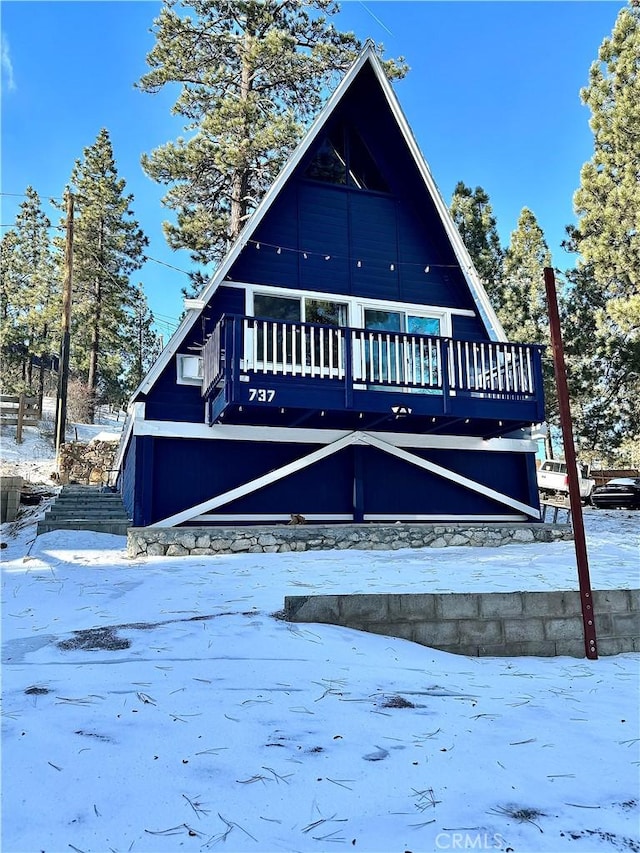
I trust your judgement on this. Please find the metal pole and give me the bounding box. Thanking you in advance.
[55,191,74,462]
[544,267,598,660]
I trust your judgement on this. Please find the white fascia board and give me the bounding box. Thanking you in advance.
[112,413,134,476]
[367,59,507,343]
[133,419,537,453]
[112,401,145,475]
[134,309,202,397]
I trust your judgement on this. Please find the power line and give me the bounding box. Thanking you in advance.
[0,223,64,230]
[143,254,199,276]
[1,191,64,200]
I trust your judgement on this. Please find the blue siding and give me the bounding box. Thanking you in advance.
[298,186,350,292]
[363,449,529,515]
[225,61,489,320]
[120,432,136,519]
[142,286,245,422]
[137,435,538,525]
[350,193,399,300]
[452,314,488,341]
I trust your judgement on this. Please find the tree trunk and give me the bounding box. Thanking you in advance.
[36,323,48,416]
[87,224,104,423]
[229,34,253,240]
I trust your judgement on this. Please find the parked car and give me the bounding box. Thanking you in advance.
[590,477,640,510]
[537,459,595,503]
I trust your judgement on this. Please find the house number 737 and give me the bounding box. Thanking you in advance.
[249,388,276,402]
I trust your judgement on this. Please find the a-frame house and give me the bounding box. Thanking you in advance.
[116,45,545,528]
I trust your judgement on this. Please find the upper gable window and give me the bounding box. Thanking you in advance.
[305,124,389,193]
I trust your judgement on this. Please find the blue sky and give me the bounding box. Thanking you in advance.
[1,1,623,339]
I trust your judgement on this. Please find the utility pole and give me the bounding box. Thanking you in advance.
[55,191,74,463]
[544,267,598,660]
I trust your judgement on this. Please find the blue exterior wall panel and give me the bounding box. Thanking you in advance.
[138,435,537,526]
[120,433,136,520]
[142,286,245,423]
[452,314,488,341]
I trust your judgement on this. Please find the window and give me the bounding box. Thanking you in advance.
[361,308,442,387]
[305,123,389,193]
[254,293,301,322]
[306,300,347,327]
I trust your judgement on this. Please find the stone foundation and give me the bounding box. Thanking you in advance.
[127,521,573,558]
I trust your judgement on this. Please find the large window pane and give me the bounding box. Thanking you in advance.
[254,294,301,322]
[364,309,402,332]
[305,300,347,374]
[305,300,347,326]
[407,315,440,336]
[253,295,301,367]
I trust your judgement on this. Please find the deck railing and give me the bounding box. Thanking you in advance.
[202,315,541,401]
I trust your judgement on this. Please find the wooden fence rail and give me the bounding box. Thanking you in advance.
[0,394,40,443]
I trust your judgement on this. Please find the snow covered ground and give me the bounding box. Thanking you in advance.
[1,418,639,853]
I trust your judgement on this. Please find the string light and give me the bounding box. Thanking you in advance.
[245,239,456,273]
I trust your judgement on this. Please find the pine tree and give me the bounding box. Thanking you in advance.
[123,285,162,395]
[560,263,631,462]
[137,0,406,285]
[569,2,640,453]
[501,208,557,453]
[0,187,60,406]
[450,181,504,306]
[64,129,148,420]
[501,208,552,344]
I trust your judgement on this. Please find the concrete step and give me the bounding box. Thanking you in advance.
[37,519,131,536]
[45,511,130,520]
[37,485,131,536]
[53,495,126,504]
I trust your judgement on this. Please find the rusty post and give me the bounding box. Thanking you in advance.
[544,267,597,659]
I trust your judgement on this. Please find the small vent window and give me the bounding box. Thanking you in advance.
[177,354,203,385]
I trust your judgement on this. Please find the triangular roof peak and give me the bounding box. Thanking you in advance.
[137,45,505,397]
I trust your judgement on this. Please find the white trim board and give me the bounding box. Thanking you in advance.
[192,514,355,523]
[134,44,505,400]
[133,419,537,453]
[154,430,539,527]
[191,513,526,524]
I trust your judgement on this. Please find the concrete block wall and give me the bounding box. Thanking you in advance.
[284,589,640,657]
[1,476,23,523]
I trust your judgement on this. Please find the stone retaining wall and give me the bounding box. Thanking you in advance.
[127,521,573,558]
[58,439,119,485]
[284,589,640,657]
